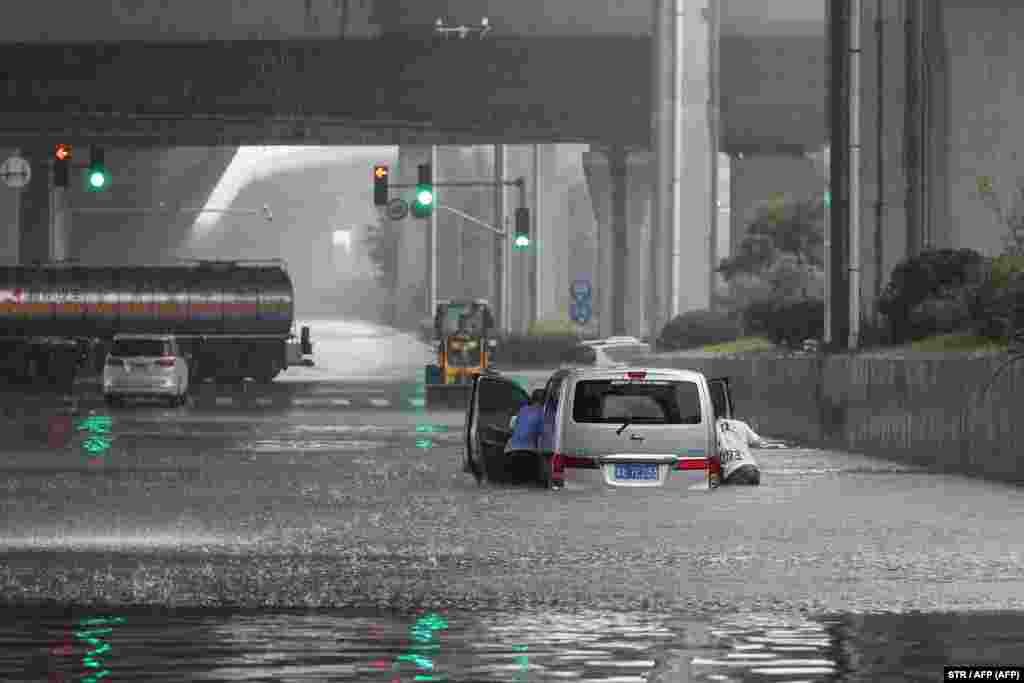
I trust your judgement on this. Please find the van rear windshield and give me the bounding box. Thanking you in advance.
[572,380,702,424]
[111,339,166,357]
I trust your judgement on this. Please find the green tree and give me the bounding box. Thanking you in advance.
[975,174,1024,256]
[716,198,825,308]
[362,220,399,292]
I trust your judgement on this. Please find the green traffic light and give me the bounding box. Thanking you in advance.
[514,234,530,249]
[412,184,435,218]
[87,167,109,191]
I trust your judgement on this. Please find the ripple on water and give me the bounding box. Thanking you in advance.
[695,613,839,682]
[230,439,384,453]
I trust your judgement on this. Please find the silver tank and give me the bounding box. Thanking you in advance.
[0,262,294,339]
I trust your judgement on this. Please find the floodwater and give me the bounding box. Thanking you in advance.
[2,319,1024,681]
[11,607,1024,682]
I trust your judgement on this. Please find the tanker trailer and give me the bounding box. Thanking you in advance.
[0,260,314,385]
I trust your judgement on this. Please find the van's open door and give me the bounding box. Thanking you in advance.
[465,374,530,480]
[708,377,733,420]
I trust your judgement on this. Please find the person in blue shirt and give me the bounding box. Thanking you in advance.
[507,389,546,452]
[508,388,566,489]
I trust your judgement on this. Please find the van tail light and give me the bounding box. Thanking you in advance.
[677,456,713,472]
[551,453,566,483]
[156,356,176,368]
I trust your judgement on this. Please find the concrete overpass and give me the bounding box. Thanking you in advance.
[0,1,1019,343]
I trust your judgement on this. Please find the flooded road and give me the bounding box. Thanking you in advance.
[1,320,1023,680]
[11,607,1024,681]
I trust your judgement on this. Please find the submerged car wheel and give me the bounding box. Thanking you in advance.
[483,451,505,483]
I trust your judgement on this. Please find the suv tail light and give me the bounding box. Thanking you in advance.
[156,356,176,368]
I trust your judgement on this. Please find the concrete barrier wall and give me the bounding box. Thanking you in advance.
[640,353,1024,483]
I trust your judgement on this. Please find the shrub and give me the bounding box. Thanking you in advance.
[878,248,986,343]
[967,257,1024,341]
[991,254,1024,290]
[858,315,894,348]
[743,299,824,348]
[527,318,581,338]
[740,300,778,338]
[492,334,580,367]
[657,309,742,351]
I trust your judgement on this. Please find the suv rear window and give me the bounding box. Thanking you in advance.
[111,339,167,357]
[572,379,702,424]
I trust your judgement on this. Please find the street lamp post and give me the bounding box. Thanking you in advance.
[68,204,273,222]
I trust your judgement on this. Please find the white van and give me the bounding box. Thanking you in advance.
[464,365,734,490]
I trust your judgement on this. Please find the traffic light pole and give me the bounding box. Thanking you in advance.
[388,179,525,192]
[66,205,274,221]
[428,146,438,326]
[434,205,505,237]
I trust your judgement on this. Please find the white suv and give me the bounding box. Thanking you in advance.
[102,334,190,407]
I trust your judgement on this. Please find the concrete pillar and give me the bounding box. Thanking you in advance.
[0,148,19,265]
[17,150,69,265]
[625,151,654,336]
[534,145,565,325]
[502,144,536,337]
[583,146,654,339]
[674,0,715,318]
[856,0,909,319]
[609,147,627,336]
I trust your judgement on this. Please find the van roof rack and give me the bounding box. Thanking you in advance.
[180,259,287,270]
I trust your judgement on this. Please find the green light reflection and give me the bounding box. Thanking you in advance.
[74,615,123,683]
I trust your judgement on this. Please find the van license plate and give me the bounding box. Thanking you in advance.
[614,463,658,481]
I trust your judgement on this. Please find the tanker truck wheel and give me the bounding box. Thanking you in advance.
[254,367,280,384]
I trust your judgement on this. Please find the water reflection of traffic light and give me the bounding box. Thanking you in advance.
[74,615,126,682]
[76,413,114,465]
[391,612,449,681]
[513,644,529,681]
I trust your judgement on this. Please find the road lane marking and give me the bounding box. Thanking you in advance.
[408,398,425,407]
[369,398,390,407]
[328,399,351,406]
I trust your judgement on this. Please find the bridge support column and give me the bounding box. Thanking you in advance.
[583,146,653,339]
[16,149,69,265]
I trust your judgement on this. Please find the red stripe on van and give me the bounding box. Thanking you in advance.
[676,457,708,471]
[561,455,599,469]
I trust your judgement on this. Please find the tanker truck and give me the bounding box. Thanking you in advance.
[0,260,314,386]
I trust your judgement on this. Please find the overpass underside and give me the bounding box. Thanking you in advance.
[0,23,830,339]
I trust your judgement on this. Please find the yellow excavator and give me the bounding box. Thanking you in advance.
[425,299,497,409]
